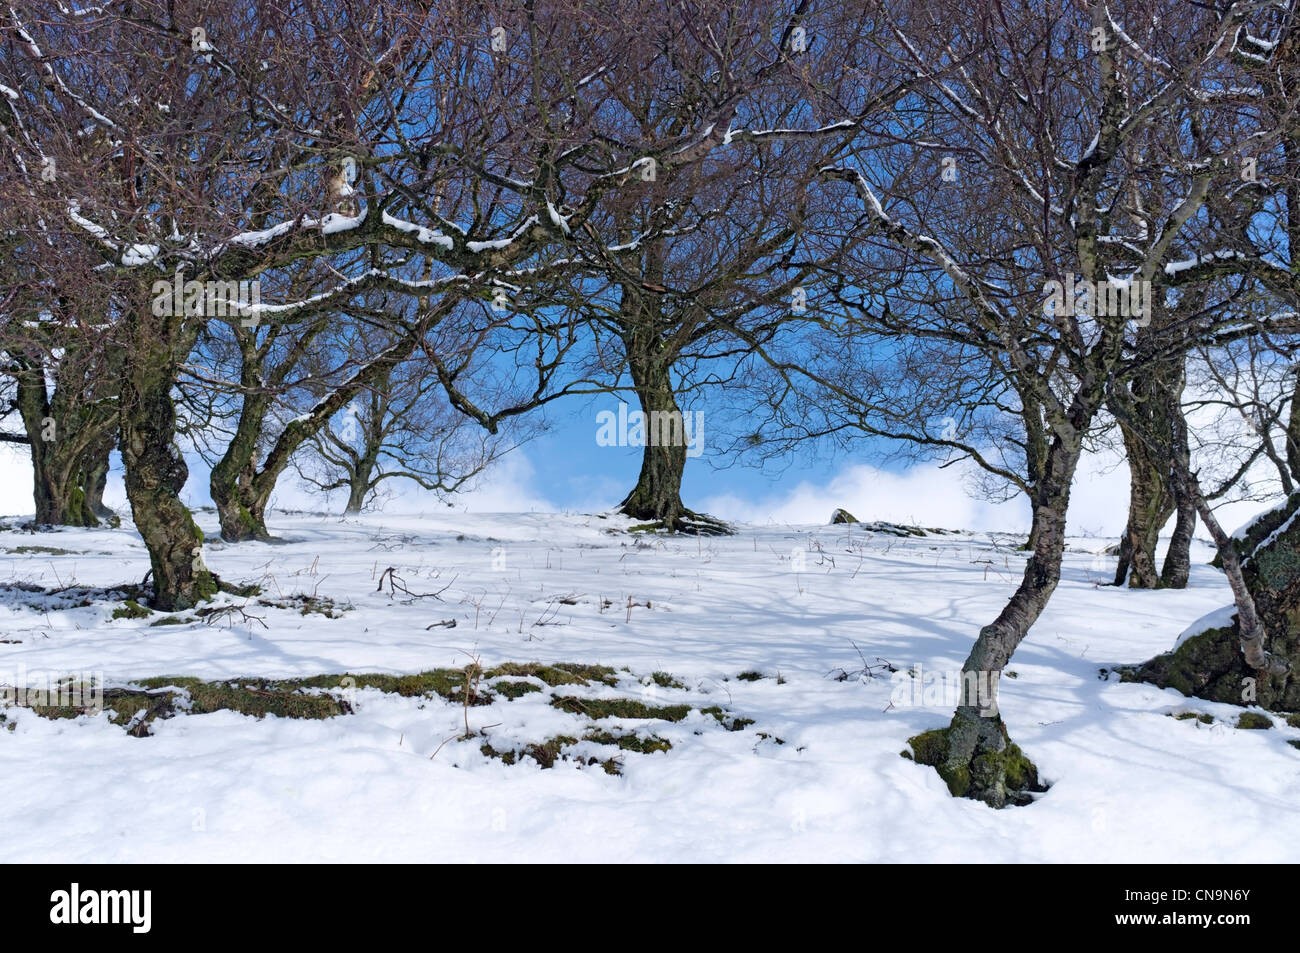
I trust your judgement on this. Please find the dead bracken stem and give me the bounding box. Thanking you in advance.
[462,656,483,738]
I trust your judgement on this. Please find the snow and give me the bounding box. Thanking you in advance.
[1232,493,1296,541]
[319,211,365,235]
[1172,605,1238,651]
[1,511,1295,862]
[66,201,111,242]
[545,202,571,236]
[468,216,538,254]
[121,243,161,266]
[381,211,453,249]
[222,220,297,249]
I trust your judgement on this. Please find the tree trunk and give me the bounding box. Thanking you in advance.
[343,446,378,515]
[618,359,688,523]
[907,433,1080,807]
[615,333,726,535]
[211,391,275,542]
[15,362,109,528]
[1113,419,1174,588]
[82,432,119,526]
[1159,484,1195,589]
[118,305,216,611]
[216,328,420,538]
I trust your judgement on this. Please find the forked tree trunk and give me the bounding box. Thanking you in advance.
[342,444,380,514]
[907,433,1080,807]
[118,304,216,611]
[211,390,275,542]
[214,329,419,539]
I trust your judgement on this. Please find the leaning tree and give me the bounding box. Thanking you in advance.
[796,0,1284,806]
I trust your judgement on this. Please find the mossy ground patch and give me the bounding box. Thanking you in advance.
[6,665,756,775]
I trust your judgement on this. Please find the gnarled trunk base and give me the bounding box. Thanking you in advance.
[906,710,1047,808]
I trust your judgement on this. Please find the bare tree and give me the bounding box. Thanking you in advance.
[293,346,501,515]
[774,0,1285,805]
[0,0,646,607]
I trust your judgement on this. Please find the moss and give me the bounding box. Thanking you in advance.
[650,671,685,689]
[111,600,152,620]
[149,616,192,627]
[9,545,76,555]
[700,705,755,731]
[906,721,1045,807]
[1287,713,1300,729]
[1170,711,1214,723]
[280,669,492,705]
[906,728,950,769]
[1121,622,1255,705]
[1289,740,1300,751]
[485,662,618,687]
[21,677,356,737]
[480,743,517,765]
[985,741,1038,792]
[129,678,348,720]
[551,696,690,721]
[1236,711,1273,730]
[582,729,672,754]
[492,680,543,700]
[481,736,579,769]
[735,671,764,682]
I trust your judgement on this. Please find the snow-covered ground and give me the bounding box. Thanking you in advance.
[0,510,1294,862]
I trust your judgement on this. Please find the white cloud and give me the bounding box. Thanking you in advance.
[697,448,1279,539]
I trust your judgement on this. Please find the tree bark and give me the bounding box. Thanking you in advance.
[615,323,726,535]
[343,466,372,514]
[908,432,1080,807]
[14,360,115,528]
[618,356,688,522]
[1113,419,1175,588]
[1158,385,1195,589]
[81,430,118,526]
[118,303,216,611]
[210,392,275,542]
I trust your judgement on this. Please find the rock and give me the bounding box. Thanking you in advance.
[1126,490,1300,711]
[830,508,858,524]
